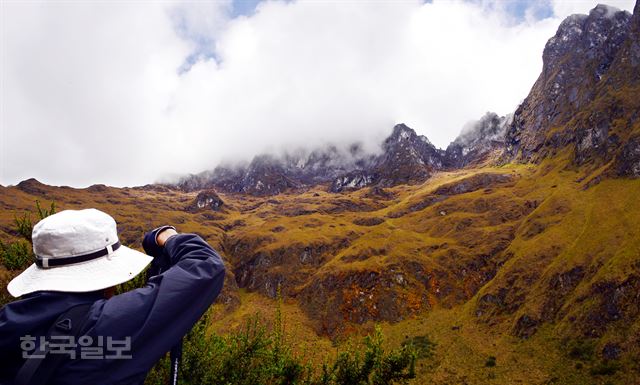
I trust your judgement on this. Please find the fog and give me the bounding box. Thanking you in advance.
[1,0,636,187]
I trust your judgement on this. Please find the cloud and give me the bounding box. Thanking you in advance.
[549,0,635,18]
[1,0,636,187]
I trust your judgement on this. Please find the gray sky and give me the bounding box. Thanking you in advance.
[1,0,636,187]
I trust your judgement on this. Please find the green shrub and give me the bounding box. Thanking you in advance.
[485,356,496,367]
[14,213,33,243]
[13,200,56,243]
[589,360,620,376]
[0,240,32,270]
[144,312,417,385]
[0,200,57,271]
[322,327,416,385]
[568,339,595,361]
[402,336,435,359]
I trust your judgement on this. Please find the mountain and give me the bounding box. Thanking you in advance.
[444,112,512,168]
[175,144,378,195]
[503,3,640,176]
[2,3,640,385]
[174,116,514,195]
[331,123,448,192]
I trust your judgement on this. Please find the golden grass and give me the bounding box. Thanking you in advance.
[1,159,640,384]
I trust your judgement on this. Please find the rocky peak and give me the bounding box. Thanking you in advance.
[175,165,246,193]
[541,4,630,100]
[387,124,429,144]
[382,124,441,166]
[280,145,377,185]
[374,124,443,187]
[175,115,515,195]
[241,155,300,196]
[503,3,633,163]
[544,5,630,76]
[445,112,511,168]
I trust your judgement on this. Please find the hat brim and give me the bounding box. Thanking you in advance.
[7,245,153,297]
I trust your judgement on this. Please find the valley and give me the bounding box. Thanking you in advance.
[2,2,640,384]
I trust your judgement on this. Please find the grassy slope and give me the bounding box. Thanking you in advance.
[1,160,639,384]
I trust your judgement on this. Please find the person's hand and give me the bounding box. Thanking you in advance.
[142,225,177,258]
[156,228,178,247]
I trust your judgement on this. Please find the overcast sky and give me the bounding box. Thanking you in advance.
[1,0,636,187]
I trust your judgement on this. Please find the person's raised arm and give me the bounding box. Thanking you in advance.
[81,228,225,383]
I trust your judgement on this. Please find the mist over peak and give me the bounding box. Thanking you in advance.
[171,111,518,195]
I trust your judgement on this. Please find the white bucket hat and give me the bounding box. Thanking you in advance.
[7,208,153,297]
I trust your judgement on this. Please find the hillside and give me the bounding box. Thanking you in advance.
[2,2,640,384]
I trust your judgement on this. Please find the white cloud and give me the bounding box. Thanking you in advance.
[1,0,636,187]
[550,0,635,18]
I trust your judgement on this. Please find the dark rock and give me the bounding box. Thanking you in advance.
[574,112,613,165]
[602,343,622,360]
[407,195,445,213]
[374,124,444,186]
[330,170,377,192]
[134,184,175,193]
[364,186,395,200]
[240,155,301,196]
[614,135,640,177]
[352,217,384,226]
[433,173,514,196]
[230,237,353,298]
[513,314,539,339]
[579,275,640,337]
[321,198,384,214]
[503,5,632,163]
[187,189,224,212]
[86,184,108,193]
[542,266,585,321]
[444,112,511,168]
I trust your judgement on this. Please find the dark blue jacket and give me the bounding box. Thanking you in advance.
[0,233,226,385]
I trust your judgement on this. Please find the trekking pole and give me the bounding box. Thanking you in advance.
[169,343,182,385]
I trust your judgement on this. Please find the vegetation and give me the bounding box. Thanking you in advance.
[0,240,31,271]
[1,161,639,384]
[0,200,56,271]
[589,360,620,376]
[145,301,417,385]
[401,336,435,360]
[568,339,596,361]
[0,200,417,384]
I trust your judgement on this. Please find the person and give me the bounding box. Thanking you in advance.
[0,208,226,385]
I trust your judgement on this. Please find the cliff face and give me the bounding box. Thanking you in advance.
[503,4,640,177]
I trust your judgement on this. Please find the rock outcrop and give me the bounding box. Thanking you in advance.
[444,112,511,168]
[187,189,224,212]
[503,3,640,176]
